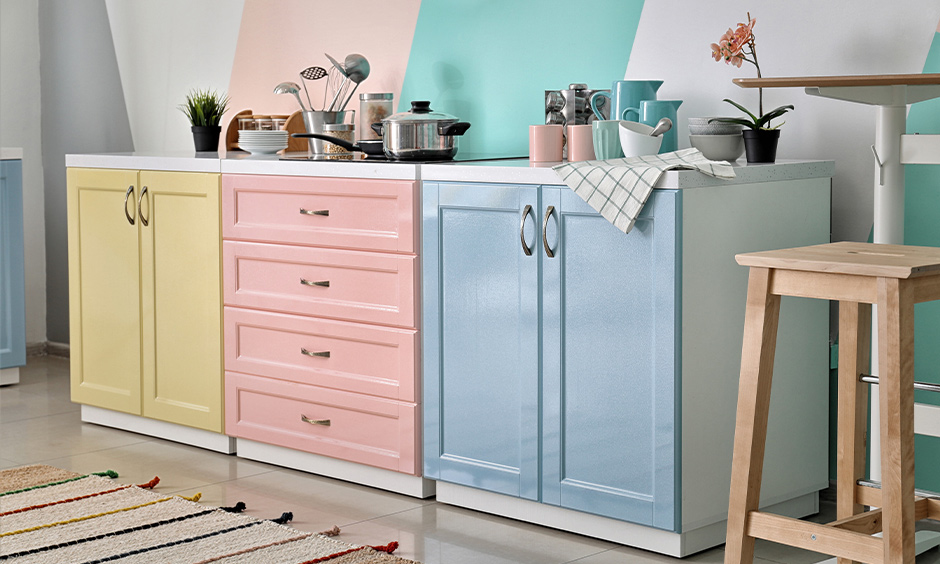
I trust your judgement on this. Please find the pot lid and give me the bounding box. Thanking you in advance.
[384,101,458,124]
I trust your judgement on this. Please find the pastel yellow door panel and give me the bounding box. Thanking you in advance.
[67,168,142,414]
[139,171,222,432]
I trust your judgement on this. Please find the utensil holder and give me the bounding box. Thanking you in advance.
[302,110,355,154]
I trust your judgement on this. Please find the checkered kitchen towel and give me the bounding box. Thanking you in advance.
[552,148,736,233]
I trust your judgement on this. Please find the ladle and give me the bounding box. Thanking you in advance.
[337,54,371,111]
[273,82,308,112]
[649,117,673,137]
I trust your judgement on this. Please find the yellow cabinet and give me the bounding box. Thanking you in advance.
[68,168,223,432]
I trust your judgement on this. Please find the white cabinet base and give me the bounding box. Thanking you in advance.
[81,405,235,453]
[436,482,819,558]
[0,367,20,386]
[235,438,435,499]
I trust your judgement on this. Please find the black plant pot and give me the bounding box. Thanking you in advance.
[191,125,222,152]
[742,129,780,163]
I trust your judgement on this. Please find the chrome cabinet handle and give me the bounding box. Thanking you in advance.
[124,185,136,225]
[301,415,331,426]
[542,205,555,258]
[300,347,330,358]
[137,186,149,227]
[300,278,330,287]
[300,208,329,216]
[520,204,533,256]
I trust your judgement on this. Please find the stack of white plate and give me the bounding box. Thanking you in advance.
[238,130,289,154]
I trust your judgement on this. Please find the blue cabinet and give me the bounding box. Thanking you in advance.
[423,181,679,528]
[0,157,26,377]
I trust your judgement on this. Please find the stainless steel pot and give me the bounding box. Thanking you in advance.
[371,101,471,161]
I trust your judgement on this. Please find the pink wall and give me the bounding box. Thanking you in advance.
[226,0,422,134]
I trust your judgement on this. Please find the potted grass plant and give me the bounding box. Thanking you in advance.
[709,14,793,163]
[179,88,230,152]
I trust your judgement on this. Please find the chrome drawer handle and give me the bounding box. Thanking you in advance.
[300,348,330,358]
[124,185,136,225]
[301,415,331,426]
[137,186,149,227]
[542,205,555,258]
[300,278,330,287]
[520,204,533,256]
[300,208,329,216]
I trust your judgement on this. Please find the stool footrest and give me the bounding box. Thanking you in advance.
[747,511,883,562]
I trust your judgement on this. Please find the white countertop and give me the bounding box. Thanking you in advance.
[1,147,23,160]
[64,151,834,187]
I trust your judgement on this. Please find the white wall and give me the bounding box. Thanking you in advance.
[104,0,244,152]
[628,0,940,242]
[1,0,46,344]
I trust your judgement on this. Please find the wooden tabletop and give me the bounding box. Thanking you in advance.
[733,73,940,89]
[736,241,940,279]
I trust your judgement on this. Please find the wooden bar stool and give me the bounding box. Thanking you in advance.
[724,241,940,564]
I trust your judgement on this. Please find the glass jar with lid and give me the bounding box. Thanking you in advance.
[359,93,393,141]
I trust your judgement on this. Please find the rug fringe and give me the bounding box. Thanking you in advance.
[137,476,160,489]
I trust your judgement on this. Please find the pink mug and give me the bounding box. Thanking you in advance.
[566,124,595,162]
[529,125,564,162]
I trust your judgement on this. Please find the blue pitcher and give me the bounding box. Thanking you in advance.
[590,80,664,122]
[625,99,683,153]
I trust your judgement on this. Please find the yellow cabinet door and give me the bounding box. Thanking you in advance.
[67,168,142,414]
[139,171,223,432]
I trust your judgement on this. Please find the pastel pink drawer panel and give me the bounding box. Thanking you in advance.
[223,240,416,328]
[225,372,419,474]
[224,307,417,402]
[222,174,416,253]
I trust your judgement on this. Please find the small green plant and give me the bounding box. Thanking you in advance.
[179,89,230,127]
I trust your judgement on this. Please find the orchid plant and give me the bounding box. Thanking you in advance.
[709,14,793,130]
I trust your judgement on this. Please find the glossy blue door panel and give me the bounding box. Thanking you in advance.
[423,182,541,500]
[541,187,679,530]
[0,159,26,370]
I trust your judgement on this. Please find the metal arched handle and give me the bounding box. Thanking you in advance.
[520,204,533,256]
[301,414,331,426]
[137,186,149,227]
[542,205,555,258]
[124,185,136,225]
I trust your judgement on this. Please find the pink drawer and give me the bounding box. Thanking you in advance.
[225,372,419,474]
[222,174,416,253]
[224,307,417,402]
[223,240,416,328]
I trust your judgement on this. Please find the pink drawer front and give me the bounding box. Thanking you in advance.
[222,174,416,253]
[224,307,417,402]
[225,371,419,475]
[223,240,416,328]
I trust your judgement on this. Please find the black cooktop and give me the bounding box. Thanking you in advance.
[279,152,526,164]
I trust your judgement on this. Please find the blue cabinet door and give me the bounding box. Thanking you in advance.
[423,182,541,500]
[540,186,679,530]
[0,159,26,370]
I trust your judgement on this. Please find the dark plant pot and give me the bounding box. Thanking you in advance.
[191,125,221,152]
[742,129,780,163]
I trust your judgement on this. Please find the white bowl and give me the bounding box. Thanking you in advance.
[618,121,662,158]
[689,134,744,162]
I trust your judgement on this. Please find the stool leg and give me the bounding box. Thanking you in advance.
[877,277,915,564]
[725,267,781,564]
[837,301,872,564]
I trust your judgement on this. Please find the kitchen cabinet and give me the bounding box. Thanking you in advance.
[0,152,25,385]
[67,168,225,437]
[221,173,431,497]
[422,170,832,555]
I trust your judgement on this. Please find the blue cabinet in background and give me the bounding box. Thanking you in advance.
[0,156,26,383]
[422,181,679,529]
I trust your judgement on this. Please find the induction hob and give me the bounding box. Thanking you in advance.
[279,152,526,164]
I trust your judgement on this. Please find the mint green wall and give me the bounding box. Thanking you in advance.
[399,0,645,155]
[904,31,940,493]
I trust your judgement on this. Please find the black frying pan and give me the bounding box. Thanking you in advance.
[290,133,385,156]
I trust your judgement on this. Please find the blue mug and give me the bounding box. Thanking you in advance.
[592,120,624,160]
[624,100,683,153]
[590,80,664,122]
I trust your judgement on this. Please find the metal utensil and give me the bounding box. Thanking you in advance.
[274,82,308,112]
[649,117,673,137]
[337,54,370,111]
[300,66,327,110]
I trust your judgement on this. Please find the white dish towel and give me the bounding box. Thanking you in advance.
[552,148,736,234]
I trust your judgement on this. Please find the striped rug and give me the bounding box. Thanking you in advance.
[0,465,420,563]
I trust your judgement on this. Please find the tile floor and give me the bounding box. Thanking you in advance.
[1,356,938,563]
